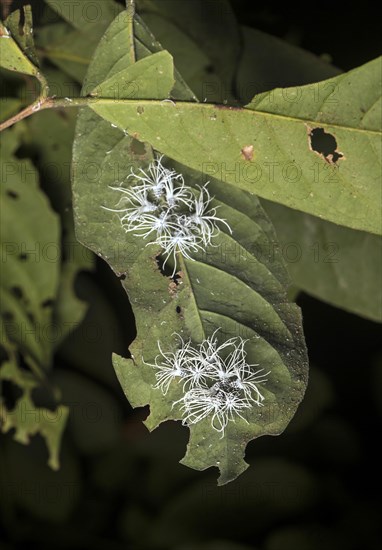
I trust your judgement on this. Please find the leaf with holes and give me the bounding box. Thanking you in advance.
[1,6,39,77]
[90,57,382,236]
[233,27,382,321]
[72,9,308,484]
[112,164,308,484]
[26,70,95,347]
[0,319,69,470]
[72,10,192,273]
[0,125,61,368]
[0,125,68,469]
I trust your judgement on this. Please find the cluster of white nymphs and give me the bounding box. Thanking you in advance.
[104,157,232,275]
[145,331,270,437]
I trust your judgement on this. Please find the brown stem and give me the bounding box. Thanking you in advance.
[0,98,47,132]
[0,96,102,132]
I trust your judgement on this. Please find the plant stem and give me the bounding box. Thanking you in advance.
[0,96,99,132]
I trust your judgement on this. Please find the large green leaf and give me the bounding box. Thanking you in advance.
[112,166,308,484]
[234,26,382,321]
[72,10,308,484]
[71,9,184,370]
[90,57,382,236]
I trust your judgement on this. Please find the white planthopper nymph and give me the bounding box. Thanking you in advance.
[144,330,270,437]
[102,156,232,275]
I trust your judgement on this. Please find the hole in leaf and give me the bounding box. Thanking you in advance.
[173,272,183,285]
[156,254,174,279]
[308,127,344,164]
[2,311,14,322]
[41,298,54,308]
[6,190,19,199]
[10,286,23,300]
[0,344,10,366]
[18,8,25,36]
[17,351,33,372]
[119,274,127,281]
[1,380,23,411]
[27,312,36,325]
[176,306,181,314]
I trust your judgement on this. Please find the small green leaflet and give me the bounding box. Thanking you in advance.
[0,7,39,77]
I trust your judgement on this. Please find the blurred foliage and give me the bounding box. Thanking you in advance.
[0,0,381,548]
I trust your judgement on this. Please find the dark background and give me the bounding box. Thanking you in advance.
[1,1,381,549]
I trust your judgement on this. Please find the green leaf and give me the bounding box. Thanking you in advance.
[236,25,341,102]
[135,12,223,102]
[0,125,68,469]
[136,0,240,102]
[44,0,121,31]
[0,390,69,471]
[0,125,61,367]
[234,27,382,321]
[36,0,123,83]
[137,0,240,92]
[0,97,22,122]
[131,14,197,101]
[262,200,382,322]
[91,49,175,99]
[73,9,308,484]
[26,70,94,346]
[0,433,79,520]
[91,57,382,236]
[0,7,39,77]
[57,274,129,390]
[140,458,316,546]
[35,22,95,83]
[112,167,308,484]
[52,370,121,454]
[0,324,69,471]
[71,9,181,388]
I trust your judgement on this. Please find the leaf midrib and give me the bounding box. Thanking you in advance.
[90,99,382,135]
